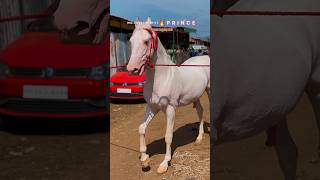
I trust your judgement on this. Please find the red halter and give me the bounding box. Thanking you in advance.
[143,28,158,68]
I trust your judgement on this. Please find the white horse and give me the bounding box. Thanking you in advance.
[212,0,320,179]
[126,17,210,173]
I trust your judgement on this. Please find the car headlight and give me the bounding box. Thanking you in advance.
[0,61,10,79]
[138,81,146,86]
[89,64,108,80]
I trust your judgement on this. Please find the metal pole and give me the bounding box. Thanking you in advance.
[172,29,176,63]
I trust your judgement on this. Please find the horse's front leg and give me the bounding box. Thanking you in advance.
[139,104,159,171]
[157,105,175,174]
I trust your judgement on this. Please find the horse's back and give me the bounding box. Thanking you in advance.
[183,55,210,65]
[181,55,210,78]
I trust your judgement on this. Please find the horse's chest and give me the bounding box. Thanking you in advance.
[144,80,181,107]
[144,89,180,108]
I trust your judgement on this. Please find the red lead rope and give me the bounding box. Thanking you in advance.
[0,13,51,23]
[211,10,320,16]
[110,64,210,69]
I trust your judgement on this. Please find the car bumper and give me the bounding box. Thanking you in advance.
[110,92,144,99]
[110,85,144,99]
[0,77,108,118]
[0,98,108,118]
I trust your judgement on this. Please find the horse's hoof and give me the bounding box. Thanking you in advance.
[142,166,151,172]
[141,157,151,168]
[195,137,203,145]
[157,165,168,174]
[195,139,202,145]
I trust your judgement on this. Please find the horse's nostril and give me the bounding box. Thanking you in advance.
[76,21,90,29]
[72,21,90,35]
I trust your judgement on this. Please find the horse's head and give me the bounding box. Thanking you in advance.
[127,17,158,75]
[53,0,108,44]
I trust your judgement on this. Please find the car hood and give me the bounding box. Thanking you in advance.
[111,72,146,83]
[0,32,109,68]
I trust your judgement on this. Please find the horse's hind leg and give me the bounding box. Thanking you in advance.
[306,88,320,163]
[206,84,210,100]
[306,67,320,163]
[274,118,298,180]
[194,100,204,144]
[139,104,159,171]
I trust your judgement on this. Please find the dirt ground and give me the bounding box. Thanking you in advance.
[0,117,109,180]
[215,94,320,180]
[110,95,210,180]
[111,94,320,180]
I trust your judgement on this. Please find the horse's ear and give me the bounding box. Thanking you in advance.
[134,17,141,29]
[145,16,152,28]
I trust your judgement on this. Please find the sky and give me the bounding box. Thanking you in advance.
[111,0,210,39]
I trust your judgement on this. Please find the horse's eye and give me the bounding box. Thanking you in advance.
[144,41,148,45]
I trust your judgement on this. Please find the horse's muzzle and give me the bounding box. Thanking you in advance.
[128,68,139,76]
[127,64,145,76]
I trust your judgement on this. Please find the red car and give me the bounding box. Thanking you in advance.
[0,20,108,118]
[110,71,145,100]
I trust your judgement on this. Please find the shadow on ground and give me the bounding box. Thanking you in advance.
[147,122,210,157]
[111,98,146,104]
[0,115,110,135]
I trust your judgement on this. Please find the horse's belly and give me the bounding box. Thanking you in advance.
[178,95,202,106]
[177,82,208,106]
[218,114,282,143]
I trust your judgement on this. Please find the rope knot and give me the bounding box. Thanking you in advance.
[146,61,155,68]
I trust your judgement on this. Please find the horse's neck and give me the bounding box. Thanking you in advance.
[153,40,174,66]
[146,39,177,85]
